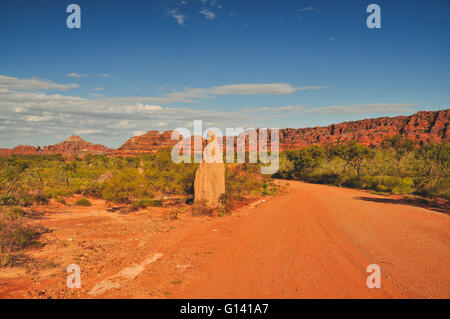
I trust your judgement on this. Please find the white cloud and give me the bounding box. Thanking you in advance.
[257,104,306,113]
[95,83,321,105]
[133,130,147,136]
[298,7,316,12]
[0,74,327,147]
[25,115,55,122]
[308,103,417,114]
[66,73,86,78]
[200,9,216,20]
[210,83,322,95]
[94,87,104,91]
[75,129,103,134]
[0,87,301,146]
[67,73,110,78]
[168,10,185,25]
[0,75,78,91]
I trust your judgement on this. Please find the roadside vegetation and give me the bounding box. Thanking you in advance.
[1,138,447,267]
[275,136,449,201]
[0,206,48,267]
[0,148,271,208]
[0,148,273,267]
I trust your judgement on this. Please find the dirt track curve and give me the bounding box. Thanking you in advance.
[1,181,449,299]
[165,181,450,298]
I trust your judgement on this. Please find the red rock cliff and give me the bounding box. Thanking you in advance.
[1,109,448,157]
[0,136,113,158]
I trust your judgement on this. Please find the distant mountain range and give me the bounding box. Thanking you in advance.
[1,109,448,157]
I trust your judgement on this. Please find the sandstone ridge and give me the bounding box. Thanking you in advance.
[0,109,448,157]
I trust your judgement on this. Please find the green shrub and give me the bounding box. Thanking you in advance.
[342,175,414,194]
[309,173,345,186]
[0,195,17,206]
[102,168,150,203]
[376,176,414,194]
[6,207,26,219]
[132,198,162,208]
[342,175,371,189]
[75,198,92,206]
[0,217,48,258]
[284,145,325,178]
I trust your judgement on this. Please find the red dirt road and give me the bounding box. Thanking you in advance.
[1,181,449,298]
[167,181,450,298]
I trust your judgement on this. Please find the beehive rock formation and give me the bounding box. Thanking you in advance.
[0,136,113,158]
[0,109,448,157]
[41,135,113,157]
[114,109,449,155]
[115,130,179,156]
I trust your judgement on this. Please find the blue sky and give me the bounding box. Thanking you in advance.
[0,0,449,148]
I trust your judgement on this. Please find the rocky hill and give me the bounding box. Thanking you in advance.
[115,130,180,156]
[0,109,448,157]
[0,135,113,157]
[117,109,449,154]
[278,109,449,149]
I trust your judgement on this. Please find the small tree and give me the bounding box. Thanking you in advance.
[5,160,29,195]
[286,145,325,178]
[382,135,415,174]
[414,143,449,196]
[335,142,375,176]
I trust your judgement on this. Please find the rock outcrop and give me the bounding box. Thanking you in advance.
[116,109,449,155]
[0,109,448,157]
[115,130,179,156]
[40,135,113,157]
[0,136,113,158]
[277,109,449,149]
[0,145,40,157]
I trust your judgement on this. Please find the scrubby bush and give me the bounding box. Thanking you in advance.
[0,215,48,267]
[284,145,325,178]
[101,168,149,203]
[191,200,215,216]
[275,139,448,200]
[6,207,26,219]
[164,209,180,220]
[132,198,163,208]
[75,198,92,206]
[414,143,449,199]
[308,173,345,186]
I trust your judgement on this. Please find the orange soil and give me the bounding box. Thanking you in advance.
[0,181,449,299]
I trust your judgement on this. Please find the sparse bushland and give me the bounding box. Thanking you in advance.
[0,148,271,213]
[0,207,49,267]
[275,137,449,201]
[0,150,198,206]
[221,163,274,214]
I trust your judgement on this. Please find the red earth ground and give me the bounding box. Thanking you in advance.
[0,181,449,299]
